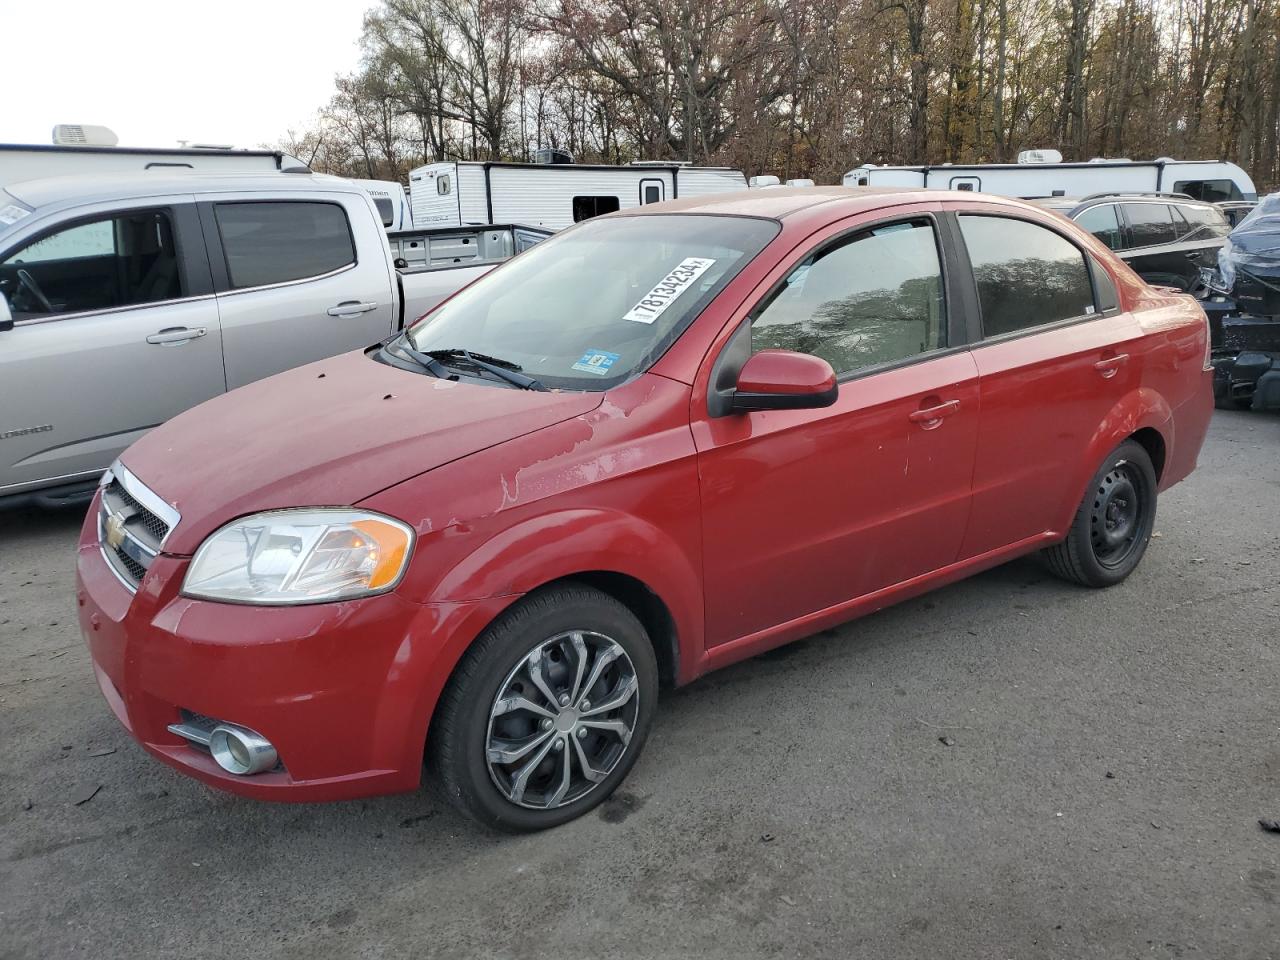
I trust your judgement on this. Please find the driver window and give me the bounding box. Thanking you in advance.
[750,219,946,375]
[1,210,182,320]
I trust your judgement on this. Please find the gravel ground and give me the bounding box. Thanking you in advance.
[1,409,1277,960]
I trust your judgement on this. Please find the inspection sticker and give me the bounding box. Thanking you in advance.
[622,257,717,324]
[571,349,621,376]
[0,204,31,226]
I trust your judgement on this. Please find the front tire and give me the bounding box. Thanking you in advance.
[1042,440,1158,588]
[429,583,658,831]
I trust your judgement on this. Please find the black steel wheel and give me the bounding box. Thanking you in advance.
[429,583,658,831]
[1043,440,1158,588]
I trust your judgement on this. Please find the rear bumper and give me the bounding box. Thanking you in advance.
[75,497,512,802]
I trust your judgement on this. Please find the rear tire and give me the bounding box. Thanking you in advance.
[1042,440,1158,588]
[429,583,658,831]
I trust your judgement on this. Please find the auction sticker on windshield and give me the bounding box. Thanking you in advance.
[623,257,717,324]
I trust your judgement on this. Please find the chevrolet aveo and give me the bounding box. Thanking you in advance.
[77,188,1213,830]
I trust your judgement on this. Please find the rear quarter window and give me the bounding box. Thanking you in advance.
[958,215,1095,337]
[214,201,355,290]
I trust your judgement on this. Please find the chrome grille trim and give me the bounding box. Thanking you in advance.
[96,461,181,593]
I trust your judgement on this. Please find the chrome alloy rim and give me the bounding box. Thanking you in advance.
[486,631,640,810]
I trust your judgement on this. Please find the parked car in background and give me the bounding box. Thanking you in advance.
[1034,193,1232,292]
[0,173,546,508]
[1207,192,1280,410]
[76,187,1212,830]
[1217,200,1258,228]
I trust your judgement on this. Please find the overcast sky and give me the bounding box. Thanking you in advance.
[0,0,371,149]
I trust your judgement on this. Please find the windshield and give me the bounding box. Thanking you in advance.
[405,214,779,389]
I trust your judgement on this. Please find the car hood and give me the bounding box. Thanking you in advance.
[121,350,602,554]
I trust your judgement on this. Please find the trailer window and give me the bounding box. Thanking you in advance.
[372,197,394,228]
[573,196,621,222]
[1172,179,1243,203]
[437,175,451,196]
[213,201,355,289]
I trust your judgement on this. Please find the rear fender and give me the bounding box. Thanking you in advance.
[1056,387,1172,533]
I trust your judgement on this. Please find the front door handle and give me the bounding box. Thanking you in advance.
[327,301,378,318]
[1184,250,1203,260]
[908,399,961,428]
[1094,353,1130,379]
[146,326,207,345]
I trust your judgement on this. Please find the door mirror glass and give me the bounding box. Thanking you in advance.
[732,349,837,411]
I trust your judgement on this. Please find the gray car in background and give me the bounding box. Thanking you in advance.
[0,173,545,508]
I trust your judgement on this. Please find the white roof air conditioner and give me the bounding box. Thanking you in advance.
[1017,149,1063,164]
[52,124,119,147]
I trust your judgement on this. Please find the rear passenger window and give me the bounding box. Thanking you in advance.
[1176,203,1231,240]
[750,219,945,375]
[1122,203,1178,247]
[958,215,1094,337]
[1074,204,1122,250]
[214,202,355,290]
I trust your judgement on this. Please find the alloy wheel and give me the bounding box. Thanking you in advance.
[486,630,640,809]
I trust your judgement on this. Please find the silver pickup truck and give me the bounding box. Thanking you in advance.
[0,172,547,507]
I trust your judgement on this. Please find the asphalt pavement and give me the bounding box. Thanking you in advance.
[1,409,1277,959]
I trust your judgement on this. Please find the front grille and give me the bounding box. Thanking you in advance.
[97,464,179,592]
[108,481,170,543]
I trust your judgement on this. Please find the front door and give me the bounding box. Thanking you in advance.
[693,210,980,648]
[0,201,224,494]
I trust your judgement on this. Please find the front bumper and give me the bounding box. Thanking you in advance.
[75,494,513,802]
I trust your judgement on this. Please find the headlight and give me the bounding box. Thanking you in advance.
[183,509,414,604]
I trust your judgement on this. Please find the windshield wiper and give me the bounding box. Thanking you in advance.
[423,348,549,392]
[390,339,457,380]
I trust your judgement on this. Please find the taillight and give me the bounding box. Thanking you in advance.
[1202,308,1213,370]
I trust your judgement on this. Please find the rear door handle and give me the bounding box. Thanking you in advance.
[327,301,378,318]
[908,399,961,427]
[146,326,207,345]
[1094,353,1129,378]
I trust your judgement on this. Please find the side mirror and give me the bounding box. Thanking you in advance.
[0,294,13,332]
[731,349,838,412]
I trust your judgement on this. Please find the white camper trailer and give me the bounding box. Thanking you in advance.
[348,178,412,231]
[0,143,308,185]
[843,152,1257,202]
[409,160,748,229]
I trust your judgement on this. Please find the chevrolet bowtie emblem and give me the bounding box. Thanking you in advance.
[104,512,127,550]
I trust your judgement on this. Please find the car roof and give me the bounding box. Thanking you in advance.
[618,185,939,220]
[2,172,359,212]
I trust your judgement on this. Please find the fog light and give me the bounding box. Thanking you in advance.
[208,723,277,775]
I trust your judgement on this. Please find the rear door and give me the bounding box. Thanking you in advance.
[947,206,1143,558]
[1117,201,1200,291]
[0,198,224,494]
[693,206,980,647]
[197,191,397,389]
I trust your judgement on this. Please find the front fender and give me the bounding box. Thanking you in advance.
[430,508,705,682]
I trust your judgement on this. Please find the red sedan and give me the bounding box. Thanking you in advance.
[76,187,1213,830]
